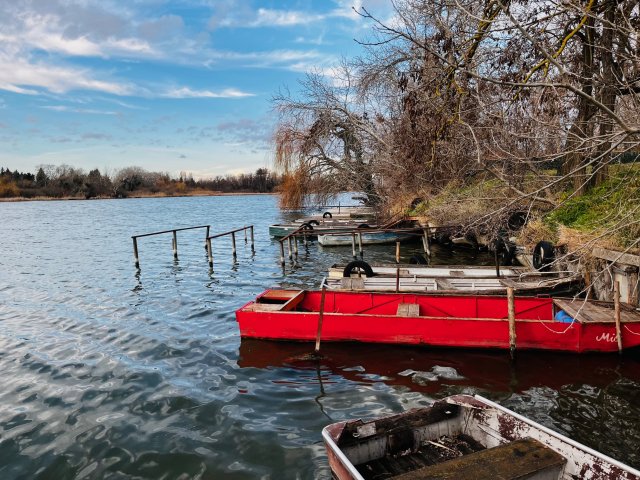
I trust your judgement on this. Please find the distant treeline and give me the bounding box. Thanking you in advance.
[0,165,282,199]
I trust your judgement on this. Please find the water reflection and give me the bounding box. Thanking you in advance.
[1,195,639,479]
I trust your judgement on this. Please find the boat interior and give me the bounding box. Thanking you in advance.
[332,401,567,480]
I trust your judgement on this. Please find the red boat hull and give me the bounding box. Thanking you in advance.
[236,290,640,353]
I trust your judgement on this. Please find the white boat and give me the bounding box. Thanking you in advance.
[323,394,640,480]
[328,264,529,279]
[318,232,415,246]
[326,262,579,294]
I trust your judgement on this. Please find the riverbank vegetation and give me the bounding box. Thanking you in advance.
[273,1,639,255]
[0,166,282,200]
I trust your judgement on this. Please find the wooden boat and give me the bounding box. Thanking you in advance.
[327,263,579,295]
[323,394,640,480]
[328,264,530,279]
[269,220,378,238]
[235,289,640,352]
[318,232,415,246]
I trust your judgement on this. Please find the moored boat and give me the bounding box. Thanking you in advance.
[269,219,379,238]
[327,262,580,295]
[322,394,640,480]
[235,289,640,352]
[328,264,530,279]
[318,232,416,246]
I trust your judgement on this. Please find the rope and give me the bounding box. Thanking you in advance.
[537,318,576,334]
[623,324,640,336]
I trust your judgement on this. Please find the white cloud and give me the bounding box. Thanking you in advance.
[161,87,255,99]
[41,105,119,115]
[0,54,133,95]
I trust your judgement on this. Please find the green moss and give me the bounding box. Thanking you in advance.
[545,165,639,246]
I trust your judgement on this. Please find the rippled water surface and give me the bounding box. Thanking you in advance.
[1,195,639,479]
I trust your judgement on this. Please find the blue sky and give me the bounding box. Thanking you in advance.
[0,0,391,178]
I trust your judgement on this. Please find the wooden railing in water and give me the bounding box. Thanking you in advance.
[206,226,255,269]
[132,225,211,269]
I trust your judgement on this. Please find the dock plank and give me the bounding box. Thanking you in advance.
[554,299,640,323]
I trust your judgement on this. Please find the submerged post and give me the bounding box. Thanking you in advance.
[358,233,363,258]
[206,237,213,268]
[279,240,285,266]
[205,225,210,249]
[133,237,140,269]
[244,227,248,243]
[351,233,357,258]
[615,281,623,354]
[287,237,293,260]
[293,235,298,257]
[314,286,327,354]
[507,286,516,359]
[172,230,178,260]
[422,228,431,257]
[395,241,401,264]
[231,232,237,258]
[250,226,255,252]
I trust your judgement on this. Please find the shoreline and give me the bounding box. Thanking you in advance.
[0,191,277,203]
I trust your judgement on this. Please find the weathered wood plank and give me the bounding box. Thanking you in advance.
[592,248,640,267]
[394,438,566,480]
[554,298,640,323]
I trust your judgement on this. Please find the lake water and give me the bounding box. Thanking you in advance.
[1,195,639,479]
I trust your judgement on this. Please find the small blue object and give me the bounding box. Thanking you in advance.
[555,310,574,323]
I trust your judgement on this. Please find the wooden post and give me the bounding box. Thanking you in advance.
[133,237,140,269]
[614,281,623,354]
[423,228,431,257]
[495,246,501,278]
[287,237,293,260]
[351,233,357,258]
[206,238,213,268]
[231,232,237,258]
[396,241,401,264]
[314,286,327,354]
[293,235,298,257]
[244,227,248,243]
[507,287,516,359]
[250,226,255,252]
[205,225,210,249]
[396,267,400,293]
[279,240,285,265]
[358,233,363,258]
[172,230,178,259]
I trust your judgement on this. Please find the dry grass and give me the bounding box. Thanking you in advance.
[516,218,558,250]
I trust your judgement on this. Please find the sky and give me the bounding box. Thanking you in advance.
[0,0,392,178]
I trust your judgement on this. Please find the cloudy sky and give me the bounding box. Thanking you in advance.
[0,0,391,178]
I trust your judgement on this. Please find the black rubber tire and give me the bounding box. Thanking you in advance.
[357,223,370,229]
[410,197,424,209]
[323,211,332,219]
[308,220,319,226]
[507,211,527,231]
[533,241,555,271]
[409,254,428,265]
[343,260,375,278]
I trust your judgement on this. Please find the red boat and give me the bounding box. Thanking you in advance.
[235,289,640,353]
